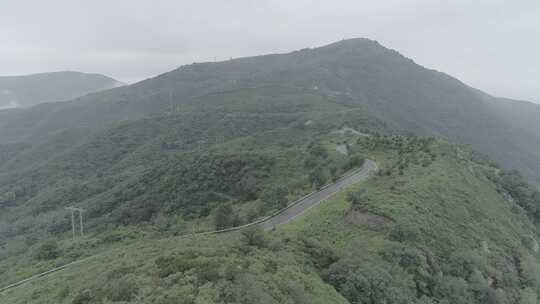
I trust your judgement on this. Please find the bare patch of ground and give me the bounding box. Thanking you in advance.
[333,126,370,137]
[336,144,348,155]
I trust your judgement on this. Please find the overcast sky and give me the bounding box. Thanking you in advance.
[1,0,539,102]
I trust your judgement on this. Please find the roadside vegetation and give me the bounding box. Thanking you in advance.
[3,133,540,304]
[0,116,371,286]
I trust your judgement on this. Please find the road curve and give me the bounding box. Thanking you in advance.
[259,159,377,230]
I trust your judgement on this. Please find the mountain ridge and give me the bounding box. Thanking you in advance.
[1,39,540,183]
[0,71,124,110]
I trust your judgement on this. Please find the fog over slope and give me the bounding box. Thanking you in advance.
[0,71,124,109]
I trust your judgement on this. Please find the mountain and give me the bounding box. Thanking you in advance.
[3,38,540,303]
[0,71,124,109]
[1,39,540,182]
[1,38,540,236]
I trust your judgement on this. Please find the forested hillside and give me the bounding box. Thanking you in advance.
[1,39,539,182]
[2,39,540,303]
[0,94,384,247]
[3,134,540,304]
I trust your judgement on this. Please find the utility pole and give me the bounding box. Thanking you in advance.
[79,209,84,236]
[66,207,85,239]
[68,208,75,240]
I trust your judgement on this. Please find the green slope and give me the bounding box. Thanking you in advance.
[2,135,540,304]
[0,97,385,245]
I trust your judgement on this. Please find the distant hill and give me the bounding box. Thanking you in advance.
[0,71,124,109]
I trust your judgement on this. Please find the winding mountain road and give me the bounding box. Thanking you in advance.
[259,159,377,230]
[0,159,377,294]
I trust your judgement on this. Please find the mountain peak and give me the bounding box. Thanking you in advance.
[326,37,382,47]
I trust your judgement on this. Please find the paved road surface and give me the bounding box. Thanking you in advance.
[259,159,377,230]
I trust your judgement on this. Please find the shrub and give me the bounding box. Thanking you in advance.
[260,186,288,212]
[300,237,338,269]
[104,278,138,302]
[35,240,62,260]
[446,251,488,278]
[72,289,93,304]
[99,227,137,244]
[303,155,319,169]
[344,153,365,171]
[309,167,327,189]
[224,263,243,281]
[324,255,416,304]
[519,288,537,304]
[346,190,368,210]
[241,226,268,248]
[329,165,339,181]
[388,224,419,243]
[433,275,473,304]
[214,203,234,229]
[308,142,328,159]
[193,259,221,284]
[155,252,197,277]
[57,286,70,299]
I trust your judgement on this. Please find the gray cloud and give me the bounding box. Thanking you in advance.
[1,0,539,102]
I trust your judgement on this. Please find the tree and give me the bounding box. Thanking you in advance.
[446,251,488,278]
[346,190,368,210]
[344,153,365,171]
[325,255,416,304]
[308,142,328,159]
[518,288,537,304]
[105,278,138,302]
[309,167,327,189]
[35,240,62,260]
[72,289,93,304]
[433,275,473,304]
[241,226,268,248]
[415,296,436,304]
[239,173,258,201]
[300,237,337,269]
[388,224,419,243]
[303,155,319,169]
[215,203,234,229]
[260,186,288,211]
[329,165,339,181]
[468,269,492,303]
